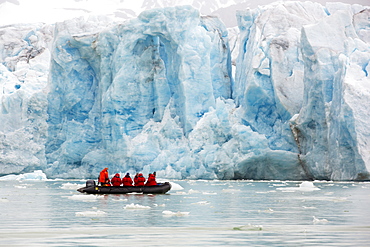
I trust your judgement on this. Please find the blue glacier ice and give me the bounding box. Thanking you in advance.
[0,2,369,180]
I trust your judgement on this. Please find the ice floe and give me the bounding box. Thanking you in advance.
[0,170,47,181]
[60,182,84,190]
[276,181,320,192]
[162,210,190,217]
[191,201,210,205]
[124,203,151,209]
[75,210,106,217]
[312,216,329,224]
[167,181,183,191]
[67,194,98,201]
[112,198,128,201]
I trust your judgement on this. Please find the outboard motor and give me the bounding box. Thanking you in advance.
[86,179,96,188]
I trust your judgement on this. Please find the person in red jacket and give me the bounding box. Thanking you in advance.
[145,173,157,186]
[122,173,133,186]
[134,173,145,186]
[98,168,110,186]
[111,173,122,186]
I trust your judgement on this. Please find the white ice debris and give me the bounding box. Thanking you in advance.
[67,194,98,201]
[60,183,84,190]
[276,181,321,192]
[312,216,329,224]
[0,171,47,181]
[124,203,151,209]
[75,210,107,217]
[191,201,210,205]
[162,210,190,216]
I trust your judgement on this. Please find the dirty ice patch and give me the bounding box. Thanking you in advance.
[0,170,47,181]
[124,203,151,209]
[75,210,107,217]
[162,210,190,217]
[67,194,98,201]
[276,181,320,192]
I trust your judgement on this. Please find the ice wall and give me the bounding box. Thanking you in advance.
[0,23,52,174]
[0,3,369,180]
[292,5,370,180]
[46,6,238,178]
[235,2,369,180]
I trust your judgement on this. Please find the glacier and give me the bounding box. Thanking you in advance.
[0,2,369,180]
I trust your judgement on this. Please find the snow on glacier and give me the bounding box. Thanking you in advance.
[0,2,369,180]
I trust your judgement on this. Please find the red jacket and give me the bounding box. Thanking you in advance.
[122,175,133,186]
[134,174,145,186]
[99,168,110,184]
[145,174,157,186]
[111,173,122,186]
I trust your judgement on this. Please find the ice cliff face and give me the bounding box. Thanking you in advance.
[0,2,369,180]
[235,2,370,180]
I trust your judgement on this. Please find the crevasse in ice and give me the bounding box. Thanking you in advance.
[0,2,369,180]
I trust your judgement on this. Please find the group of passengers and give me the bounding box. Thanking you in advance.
[98,167,157,187]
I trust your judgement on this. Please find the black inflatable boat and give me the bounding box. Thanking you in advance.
[77,180,171,194]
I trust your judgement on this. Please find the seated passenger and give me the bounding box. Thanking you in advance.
[145,173,157,186]
[134,173,146,186]
[111,173,122,186]
[122,173,133,186]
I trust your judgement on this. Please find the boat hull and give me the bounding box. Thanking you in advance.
[77,181,171,194]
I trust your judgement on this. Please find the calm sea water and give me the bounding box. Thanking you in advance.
[1,179,369,246]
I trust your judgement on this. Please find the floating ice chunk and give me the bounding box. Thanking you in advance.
[192,201,210,205]
[14,185,27,189]
[162,210,190,217]
[60,183,84,190]
[112,198,128,201]
[174,191,188,195]
[300,181,321,190]
[258,208,274,213]
[67,194,98,201]
[276,181,320,192]
[312,216,328,224]
[0,170,47,181]
[256,190,276,194]
[168,182,184,191]
[0,198,9,203]
[222,189,241,193]
[202,192,217,195]
[272,184,286,187]
[124,203,151,209]
[75,210,106,217]
[188,189,200,194]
